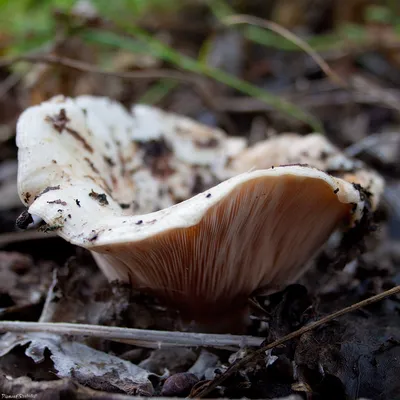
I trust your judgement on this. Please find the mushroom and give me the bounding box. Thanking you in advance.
[227,132,384,209]
[16,96,382,329]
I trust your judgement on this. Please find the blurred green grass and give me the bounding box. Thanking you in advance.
[1,0,399,53]
[0,0,399,130]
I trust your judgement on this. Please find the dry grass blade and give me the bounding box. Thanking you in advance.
[223,14,348,89]
[0,321,264,349]
[191,285,400,398]
[0,53,196,82]
[0,53,237,133]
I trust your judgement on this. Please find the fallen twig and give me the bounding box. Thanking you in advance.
[0,53,194,82]
[0,230,58,247]
[191,285,400,398]
[0,321,264,349]
[216,89,400,112]
[0,53,237,134]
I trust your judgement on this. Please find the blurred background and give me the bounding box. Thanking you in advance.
[0,0,399,269]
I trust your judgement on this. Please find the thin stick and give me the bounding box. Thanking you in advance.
[192,285,400,398]
[0,230,58,247]
[0,53,237,134]
[223,14,348,88]
[0,321,263,349]
[0,53,195,82]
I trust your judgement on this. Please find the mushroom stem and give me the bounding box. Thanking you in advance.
[182,304,251,334]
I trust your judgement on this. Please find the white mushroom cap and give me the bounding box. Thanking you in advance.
[228,133,384,210]
[17,96,371,321]
[131,104,246,166]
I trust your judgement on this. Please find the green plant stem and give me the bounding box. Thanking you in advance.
[82,29,323,132]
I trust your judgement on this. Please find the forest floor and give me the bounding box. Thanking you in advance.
[0,1,399,399]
